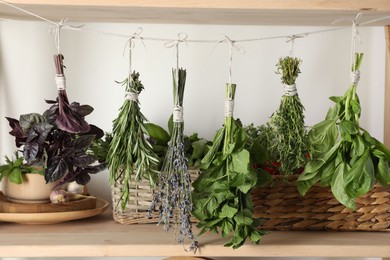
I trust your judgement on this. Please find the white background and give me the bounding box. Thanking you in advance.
[0,21,386,260]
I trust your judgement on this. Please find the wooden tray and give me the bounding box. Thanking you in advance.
[0,197,109,224]
[0,192,97,213]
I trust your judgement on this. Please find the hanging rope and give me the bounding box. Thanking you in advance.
[1,1,389,47]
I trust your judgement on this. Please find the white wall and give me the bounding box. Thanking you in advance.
[0,21,386,260]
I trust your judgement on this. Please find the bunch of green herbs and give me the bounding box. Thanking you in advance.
[266,56,307,175]
[192,83,267,249]
[297,53,390,209]
[0,152,42,184]
[148,68,198,253]
[107,72,159,210]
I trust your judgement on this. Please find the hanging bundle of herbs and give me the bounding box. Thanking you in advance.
[107,72,159,210]
[267,56,307,175]
[192,83,266,249]
[297,53,390,209]
[54,54,91,133]
[148,68,198,252]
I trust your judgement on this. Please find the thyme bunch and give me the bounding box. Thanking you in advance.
[149,68,198,253]
[267,56,307,175]
[108,72,159,210]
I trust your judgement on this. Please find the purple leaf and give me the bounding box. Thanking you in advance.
[66,135,95,150]
[75,171,91,185]
[6,117,27,147]
[45,156,68,183]
[74,104,94,117]
[23,141,40,164]
[70,154,97,167]
[81,124,104,139]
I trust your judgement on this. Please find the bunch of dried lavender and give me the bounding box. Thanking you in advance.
[148,68,198,253]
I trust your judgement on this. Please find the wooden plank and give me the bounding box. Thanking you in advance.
[1,210,390,257]
[1,0,390,25]
[385,26,390,148]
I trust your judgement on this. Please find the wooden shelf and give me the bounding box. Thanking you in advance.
[1,209,390,258]
[1,0,390,25]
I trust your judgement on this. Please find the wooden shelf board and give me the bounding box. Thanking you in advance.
[1,1,390,25]
[1,210,390,257]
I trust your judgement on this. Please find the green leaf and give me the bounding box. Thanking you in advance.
[329,96,342,104]
[8,168,23,184]
[350,99,361,115]
[325,103,340,120]
[339,121,359,142]
[344,149,375,199]
[249,140,267,165]
[229,149,250,174]
[144,123,170,145]
[351,135,366,158]
[297,141,341,195]
[221,219,234,238]
[220,204,238,219]
[168,114,173,136]
[249,229,262,244]
[206,196,220,215]
[373,150,390,186]
[234,209,253,226]
[201,128,225,168]
[308,119,338,152]
[331,162,355,209]
[232,127,247,153]
[191,139,208,160]
[297,170,321,196]
[320,159,337,186]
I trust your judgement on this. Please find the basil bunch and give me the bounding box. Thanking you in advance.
[297,53,390,209]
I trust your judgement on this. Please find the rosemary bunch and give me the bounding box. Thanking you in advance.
[267,56,307,175]
[108,72,159,210]
[149,68,198,253]
[192,83,266,249]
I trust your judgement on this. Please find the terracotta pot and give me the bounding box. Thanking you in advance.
[2,173,57,203]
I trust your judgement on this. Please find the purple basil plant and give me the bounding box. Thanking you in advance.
[6,91,106,187]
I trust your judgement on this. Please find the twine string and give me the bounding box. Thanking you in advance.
[125,91,139,102]
[49,18,67,54]
[55,74,66,90]
[351,13,362,70]
[225,99,234,117]
[350,13,362,85]
[173,106,184,122]
[0,1,389,46]
[123,27,146,87]
[284,84,297,96]
[165,32,188,73]
[165,33,188,108]
[286,34,305,57]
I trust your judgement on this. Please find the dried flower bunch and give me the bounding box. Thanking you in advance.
[149,68,198,252]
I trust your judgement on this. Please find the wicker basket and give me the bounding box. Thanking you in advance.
[252,175,390,231]
[111,168,199,224]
